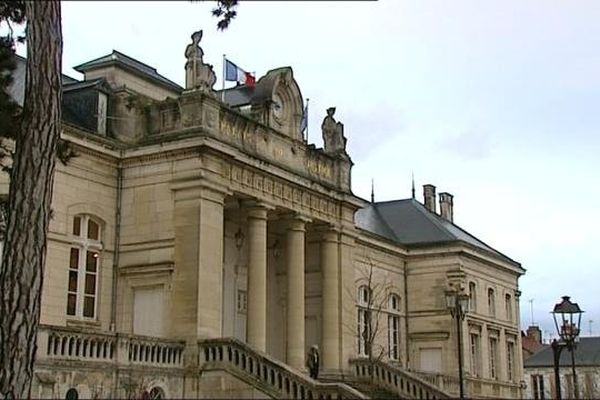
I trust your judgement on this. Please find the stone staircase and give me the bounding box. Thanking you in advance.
[347,358,452,399]
[198,338,367,399]
[198,338,452,399]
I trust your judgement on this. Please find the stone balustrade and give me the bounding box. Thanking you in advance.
[128,335,184,367]
[349,358,450,400]
[199,337,367,399]
[410,370,460,396]
[37,325,184,369]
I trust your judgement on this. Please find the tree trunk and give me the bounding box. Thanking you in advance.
[0,1,62,398]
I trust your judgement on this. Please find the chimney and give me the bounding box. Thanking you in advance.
[423,184,436,213]
[439,192,454,222]
[526,325,542,344]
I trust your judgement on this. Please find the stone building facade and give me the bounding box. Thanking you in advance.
[2,32,525,399]
[523,337,600,399]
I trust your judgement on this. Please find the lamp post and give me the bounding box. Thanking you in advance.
[551,296,583,400]
[445,289,470,400]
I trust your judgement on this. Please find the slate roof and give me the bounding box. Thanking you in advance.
[217,85,254,108]
[74,50,183,93]
[525,337,600,367]
[355,198,519,266]
[8,54,78,106]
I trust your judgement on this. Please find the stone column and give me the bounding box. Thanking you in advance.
[285,214,310,369]
[339,229,357,371]
[246,202,270,352]
[321,228,340,371]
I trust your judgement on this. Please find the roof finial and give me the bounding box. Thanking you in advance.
[371,178,375,203]
[411,171,415,199]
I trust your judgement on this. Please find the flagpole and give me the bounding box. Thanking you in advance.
[305,98,310,143]
[221,54,226,103]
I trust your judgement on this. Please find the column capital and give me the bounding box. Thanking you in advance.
[242,199,275,219]
[282,212,312,229]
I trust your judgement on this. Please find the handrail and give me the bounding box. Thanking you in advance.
[349,358,451,399]
[199,337,367,399]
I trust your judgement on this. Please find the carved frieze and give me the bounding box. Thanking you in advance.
[227,162,341,223]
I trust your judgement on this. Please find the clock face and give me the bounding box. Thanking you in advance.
[272,93,284,120]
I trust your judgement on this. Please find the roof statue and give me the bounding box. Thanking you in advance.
[185,30,216,92]
[321,107,347,155]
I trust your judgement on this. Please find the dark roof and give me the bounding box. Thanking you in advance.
[74,50,183,93]
[8,54,78,106]
[217,85,254,108]
[525,337,600,367]
[63,78,110,93]
[355,198,519,265]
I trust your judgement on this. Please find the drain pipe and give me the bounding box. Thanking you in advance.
[110,161,123,331]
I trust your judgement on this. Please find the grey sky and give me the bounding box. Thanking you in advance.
[8,0,600,339]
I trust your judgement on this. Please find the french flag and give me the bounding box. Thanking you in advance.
[225,58,256,87]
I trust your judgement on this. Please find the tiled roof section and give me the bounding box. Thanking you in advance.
[74,50,183,93]
[525,337,600,367]
[355,198,519,265]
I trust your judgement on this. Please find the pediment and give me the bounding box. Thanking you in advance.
[251,67,305,141]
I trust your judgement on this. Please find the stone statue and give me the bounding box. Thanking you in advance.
[321,107,347,154]
[185,30,216,92]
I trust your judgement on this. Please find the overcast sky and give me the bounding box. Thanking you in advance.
[11,0,600,339]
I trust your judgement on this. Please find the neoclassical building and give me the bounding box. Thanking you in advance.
[2,32,525,399]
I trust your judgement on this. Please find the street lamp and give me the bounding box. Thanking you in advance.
[445,288,470,400]
[551,296,583,400]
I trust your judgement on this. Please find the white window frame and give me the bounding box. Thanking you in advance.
[469,282,477,312]
[469,333,481,377]
[357,285,371,356]
[387,294,400,361]
[489,336,498,380]
[67,215,102,319]
[507,341,515,381]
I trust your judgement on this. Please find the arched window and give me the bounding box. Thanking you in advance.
[149,387,165,400]
[469,282,477,312]
[505,293,513,321]
[357,285,371,356]
[67,215,102,318]
[487,288,496,317]
[387,294,401,361]
[65,388,78,400]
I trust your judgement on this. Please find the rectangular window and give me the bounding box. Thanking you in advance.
[507,341,515,381]
[469,282,477,312]
[388,315,400,360]
[66,215,102,319]
[532,374,545,400]
[358,308,371,356]
[236,290,247,313]
[489,337,498,379]
[470,333,481,376]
